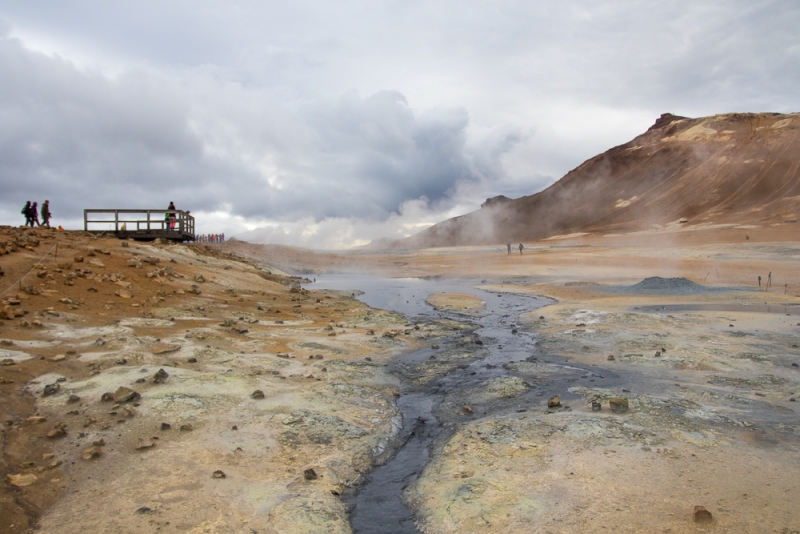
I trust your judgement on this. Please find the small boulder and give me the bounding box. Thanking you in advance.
[150,368,169,384]
[303,468,318,480]
[112,386,140,403]
[42,383,60,397]
[81,446,102,460]
[251,390,265,399]
[609,397,629,414]
[547,395,561,408]
[693,505,713,523]
[212,470,226,479]
[7,473,38,487]
[135,438,155,450]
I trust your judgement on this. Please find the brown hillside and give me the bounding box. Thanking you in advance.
[403,112,800,247]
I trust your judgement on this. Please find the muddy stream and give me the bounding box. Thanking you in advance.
[307,276,618,533]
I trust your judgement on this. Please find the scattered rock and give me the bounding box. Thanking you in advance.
[7,473,38,487]
[135,438,155,450]
[112,386,140,403]
[136,507,154,514]
[693,505,713,523]
[151,344,180,355]
[46,425,67,439]
[607,355,615,361]
[609,397,629,414]
[101,392,114,402]
[432,344,440,349]
[74,255,84,263]
[115,289,133,299]
[547,395,561,408]
[42,383,60,397]
[81,446,102,460]
[194,275,205,283]
[150,368,169,384]
[592,401,602,411]
[51,354,66,362]
[161,422,172,430]
[180,423,193,432]
[251,390,265,399]
[67,394,80,404]
[187,357,197,363]
[92,438,105,447]
[303,468,318,480]
[654,351,661,357]
[25,416,47,425]
[212,470,226,479]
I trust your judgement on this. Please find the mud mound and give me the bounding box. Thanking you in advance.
[617,276,717,294]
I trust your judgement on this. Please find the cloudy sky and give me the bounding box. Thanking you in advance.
[1,1,797,248]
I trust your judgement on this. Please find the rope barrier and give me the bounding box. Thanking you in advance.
[0,243,59,298]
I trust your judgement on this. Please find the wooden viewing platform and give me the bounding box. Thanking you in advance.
[84,209,195,241]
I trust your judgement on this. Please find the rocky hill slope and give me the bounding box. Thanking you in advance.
[401,112,800,248]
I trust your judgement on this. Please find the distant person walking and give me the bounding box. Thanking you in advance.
[31,202,40,227]
[21,201,32,227]
[40,200,51,228]
[758,276,762,287]
[519,243,524,255]
[507,239,511,255]
[768,271,772,289]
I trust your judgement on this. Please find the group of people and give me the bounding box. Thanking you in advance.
[196,233,224,243]
[507,240,524,255]
[21,200,52,228]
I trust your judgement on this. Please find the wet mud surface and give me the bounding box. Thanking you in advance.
[312,275,800,533]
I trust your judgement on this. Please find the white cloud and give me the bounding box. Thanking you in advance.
[0,0,798,248]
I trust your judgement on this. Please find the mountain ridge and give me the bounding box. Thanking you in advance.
[386,111,800,249]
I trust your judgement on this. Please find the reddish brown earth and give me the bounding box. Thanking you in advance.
[401,112,800,248]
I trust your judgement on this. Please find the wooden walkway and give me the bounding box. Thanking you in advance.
[84,209,195,241]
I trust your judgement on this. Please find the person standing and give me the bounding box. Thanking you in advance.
[506,239,511,255]
[519,243,524,255]
[40,200,51,228]
[166,202,176,230]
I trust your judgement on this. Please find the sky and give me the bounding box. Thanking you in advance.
[1,1,798,248]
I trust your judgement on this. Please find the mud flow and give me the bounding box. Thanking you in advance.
[310,275,611,532]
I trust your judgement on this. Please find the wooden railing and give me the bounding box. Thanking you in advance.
[83,209,195,239]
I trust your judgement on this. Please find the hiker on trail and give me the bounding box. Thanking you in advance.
[507,239,512,255]
[31,202,40,227]
[758,276,762,287]
[519,243,524,255]
[40,200,51,228]
[22,201,32,226]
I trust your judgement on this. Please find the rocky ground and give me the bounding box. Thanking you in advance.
[408,282,800,533]
[0,227,465,533]
[3,225,800,533]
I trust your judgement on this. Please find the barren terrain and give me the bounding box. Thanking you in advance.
[2,224,800,533]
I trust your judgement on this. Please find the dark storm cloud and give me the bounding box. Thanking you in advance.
[0,31,499,229]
